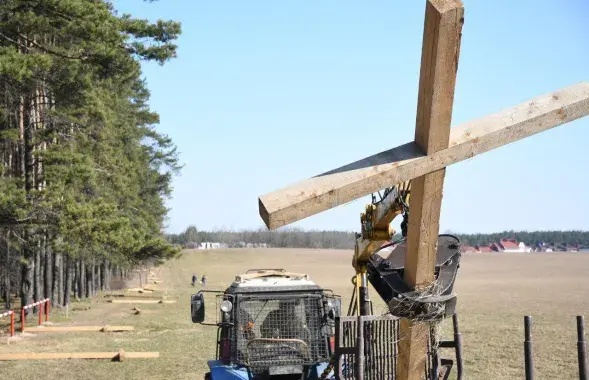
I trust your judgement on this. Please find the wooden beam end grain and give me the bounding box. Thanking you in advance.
[429,0,464,14]
[258,196,274,230]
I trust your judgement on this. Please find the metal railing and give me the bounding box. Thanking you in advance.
[333,313,463,380]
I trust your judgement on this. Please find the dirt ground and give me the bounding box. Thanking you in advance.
[1,248,588,380]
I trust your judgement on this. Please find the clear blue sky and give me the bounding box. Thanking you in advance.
[115,0,589,235]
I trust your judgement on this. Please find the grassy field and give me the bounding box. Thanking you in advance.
[1,248,588,380]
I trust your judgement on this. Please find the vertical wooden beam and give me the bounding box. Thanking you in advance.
[397,1,464,380]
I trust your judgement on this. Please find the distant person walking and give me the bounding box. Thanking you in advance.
[191,273,198,287]
[201,274,207,287]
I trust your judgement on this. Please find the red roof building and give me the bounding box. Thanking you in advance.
[475,244,492,253]
[490,242,503,252]
[499,239,519,250]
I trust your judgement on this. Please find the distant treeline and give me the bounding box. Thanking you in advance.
[166,226,356,249]
[166,226,589,249]
[454,230,589,247]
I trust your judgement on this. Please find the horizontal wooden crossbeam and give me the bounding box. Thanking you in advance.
[259,81,589,230]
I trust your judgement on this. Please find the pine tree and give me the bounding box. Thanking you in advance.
[0,0,182,309]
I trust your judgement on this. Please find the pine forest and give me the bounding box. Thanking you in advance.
[0,0,183,311]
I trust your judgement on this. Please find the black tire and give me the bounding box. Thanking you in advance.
[204,372,211,380]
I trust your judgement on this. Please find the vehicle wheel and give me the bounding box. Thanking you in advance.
[204,372,211,380]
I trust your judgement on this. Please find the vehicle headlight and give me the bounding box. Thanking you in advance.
[326,298,336,309]
[220,300,233,313]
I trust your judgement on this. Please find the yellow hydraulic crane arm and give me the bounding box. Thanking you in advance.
[350,181,411,316]
[353,180,411,268]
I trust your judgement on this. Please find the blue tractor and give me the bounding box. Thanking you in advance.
[191,269,342,380]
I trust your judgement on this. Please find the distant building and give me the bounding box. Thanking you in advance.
[472,239,530,253]
[475,244,492,253]
[498,239,528,252]
[198,242,223,249]
[489,242,501,252]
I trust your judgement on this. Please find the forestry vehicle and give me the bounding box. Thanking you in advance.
[191,268,342,379]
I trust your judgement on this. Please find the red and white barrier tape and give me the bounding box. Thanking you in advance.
[22,298,50,310]
[1,309,15,337]
[0,310,13,318]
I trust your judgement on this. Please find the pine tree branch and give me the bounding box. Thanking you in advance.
[16,33,88,61]
[0,32,88,61]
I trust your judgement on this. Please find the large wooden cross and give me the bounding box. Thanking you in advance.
[258,0,589,379]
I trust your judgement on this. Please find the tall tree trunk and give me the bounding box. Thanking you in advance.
[78,259,85,299]
[19,95,25,178]
[105,260,110,291]
[58,255,64,306]
[3,230,11,310]
[44,234,51,300]
[20,230,34,315]
[34,236,41,312]
[100,259,107,292]
[19,93,35,314]
[63,255,72,307]
[73,260,79,300]
[85,264,92,298]
[93,263,97,296]
[97,262,102,292]
[52,252,62,307]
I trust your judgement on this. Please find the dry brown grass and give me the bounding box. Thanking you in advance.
[1,248,588,379]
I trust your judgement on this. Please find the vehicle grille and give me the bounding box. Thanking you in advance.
[229,294,331,372]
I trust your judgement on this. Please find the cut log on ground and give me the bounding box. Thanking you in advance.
[104,293,165,299]
[108,299,176,304]
[126,288,155,293]
[33,325,134,332]
[0,349,158,361]
[72,306,91,311]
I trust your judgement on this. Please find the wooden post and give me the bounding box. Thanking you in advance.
[397,1,464,379]
[45,299,50,322]
[10,311,15,337]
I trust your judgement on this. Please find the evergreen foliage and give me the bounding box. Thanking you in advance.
[0,0,182,309]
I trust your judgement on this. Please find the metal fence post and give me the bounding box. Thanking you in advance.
[577,316,588,380]
[524,316,534,380]
[453,313,464,380]
[356,315,365,380]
